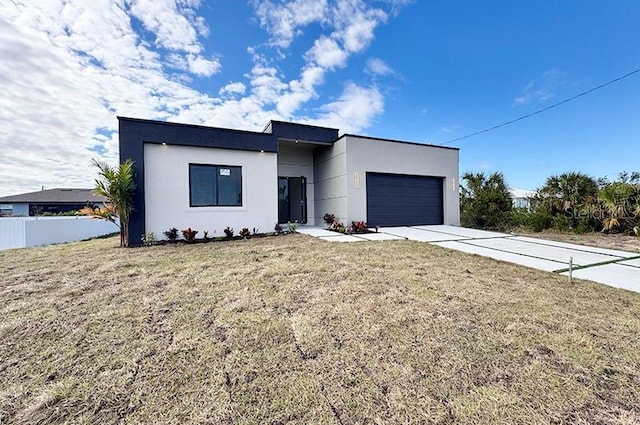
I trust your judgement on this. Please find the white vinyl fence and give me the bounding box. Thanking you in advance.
[0,216,118,251]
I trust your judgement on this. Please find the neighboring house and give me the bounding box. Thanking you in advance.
[119,117,460,245]
[509,187,536,210]
[0,188,105,216]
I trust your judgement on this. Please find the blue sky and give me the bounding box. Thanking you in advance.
[1,1,639,196]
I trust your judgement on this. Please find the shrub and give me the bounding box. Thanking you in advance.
[39,210,79,217]
[239,228,251,238]
[509,208,531,228]
[252,227,259,235]
[224,227,234,238]
[203,230,211,240]
[329,221,346,233]
[274,223,283,234]
[287,221,298,233]
[460,172,513,230]
[182,227,198,242]
[323,213,336,226]
[573,223,595,234]
[552,214,571,231]
[141,232,156,246]
[528,211,553,232]
[164,227,179,240]
[351,221,368,234]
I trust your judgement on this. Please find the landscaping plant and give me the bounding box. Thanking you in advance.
[239,228,251,238]
[141,232,156,247]
[351,221,368,234]
[323,213,336,227]
[81,158,136,247]
[329,221,346,233]
[182,227,199,242]
[164,227,179,241]
[460,172,513,230]
[224,227,234,238]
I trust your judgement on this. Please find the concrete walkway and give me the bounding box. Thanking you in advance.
[296,225,640,293]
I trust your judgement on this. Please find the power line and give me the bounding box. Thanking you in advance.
[443,67,640,145]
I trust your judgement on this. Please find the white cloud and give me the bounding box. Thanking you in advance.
[0,0,410,195]
[514,68,566,105]
[186,53,221,76]
[306,36,348,69]
[334,2,387,53]
[249,0,397,120]
[127,0,221,76]
[366,57,393,76]
[309,82,384,133]
[219,82,247,97]
[250,0,329,48]
[0,1,221,194]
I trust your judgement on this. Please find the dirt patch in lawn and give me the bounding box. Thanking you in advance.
[517,230,640,254]
[1,234,639,424]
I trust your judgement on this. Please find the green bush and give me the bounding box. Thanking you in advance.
[509,209,531,228]
[573,223,595,234]
[460,172,513,230]
[528,210,553,232]
[552,214,571,231]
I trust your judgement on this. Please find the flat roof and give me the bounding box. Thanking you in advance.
[339,134,460,151]
[117,116,268,137]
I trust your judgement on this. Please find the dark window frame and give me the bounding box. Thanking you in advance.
[189,163,243,207]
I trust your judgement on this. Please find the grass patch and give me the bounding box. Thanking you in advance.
[1,234,639,424]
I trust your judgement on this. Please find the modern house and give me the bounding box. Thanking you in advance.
[0,188,105,216]
[119,117,460,245]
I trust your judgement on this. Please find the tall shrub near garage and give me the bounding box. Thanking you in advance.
[81,159,136,247]
[460,172,513,230]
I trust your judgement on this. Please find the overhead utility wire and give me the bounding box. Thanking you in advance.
[443,67,640,145]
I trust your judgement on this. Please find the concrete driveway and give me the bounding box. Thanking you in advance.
[297,225,640,293]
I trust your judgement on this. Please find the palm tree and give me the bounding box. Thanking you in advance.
[81,159,136,247]
[460,172,512,229]
[536,171,598,216]
[599,181,640,232]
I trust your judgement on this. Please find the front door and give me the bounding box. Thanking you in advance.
[278,176,307,224]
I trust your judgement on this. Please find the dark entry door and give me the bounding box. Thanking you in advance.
[366,173,444,226]
[278,176,307,224]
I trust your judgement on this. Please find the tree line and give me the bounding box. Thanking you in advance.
[460,171,640,234]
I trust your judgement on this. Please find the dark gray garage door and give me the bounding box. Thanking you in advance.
[366,173,444,226]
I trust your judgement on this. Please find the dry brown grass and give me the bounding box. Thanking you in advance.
[517,230,640,254]
[1,234,639,424]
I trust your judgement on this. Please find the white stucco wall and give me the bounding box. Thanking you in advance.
[313,138,348,224]
[343,136,460,225]
[144,144,278,239]
[277,143,316,225]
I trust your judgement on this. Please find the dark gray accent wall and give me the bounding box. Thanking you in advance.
[118,117,339,245]
[270,121,338,143]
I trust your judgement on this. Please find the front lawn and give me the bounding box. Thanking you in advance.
[516,230,640,254]
[1,234,639,424]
